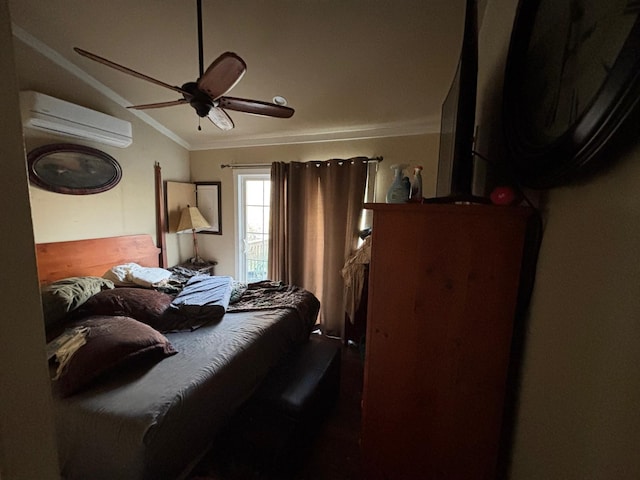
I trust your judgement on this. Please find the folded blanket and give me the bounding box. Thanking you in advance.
[227,280,320,330]
[169,275,233,324]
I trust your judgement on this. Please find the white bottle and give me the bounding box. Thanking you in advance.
[410,166,423,202]
[386,164,410,203]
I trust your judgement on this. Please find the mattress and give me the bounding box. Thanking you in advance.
[53,303,318,480]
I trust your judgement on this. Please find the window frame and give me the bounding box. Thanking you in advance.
[234,168,271,282]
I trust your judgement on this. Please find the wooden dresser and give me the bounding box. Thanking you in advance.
[361,203,534,480]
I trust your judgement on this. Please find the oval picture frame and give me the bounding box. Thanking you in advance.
[27,143,122,195]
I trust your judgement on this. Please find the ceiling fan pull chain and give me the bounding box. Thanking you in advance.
[198,117,202,131]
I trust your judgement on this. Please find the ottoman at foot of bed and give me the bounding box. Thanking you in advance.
[225,335,342,475]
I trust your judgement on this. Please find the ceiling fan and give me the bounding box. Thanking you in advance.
[74,0,294,131]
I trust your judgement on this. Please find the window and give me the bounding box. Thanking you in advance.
[235,169,270,282]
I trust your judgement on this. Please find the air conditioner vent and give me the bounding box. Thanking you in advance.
[19,91,132,148]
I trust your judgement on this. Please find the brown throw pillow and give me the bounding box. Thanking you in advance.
[76,287,173,330]
[54,315,177,397]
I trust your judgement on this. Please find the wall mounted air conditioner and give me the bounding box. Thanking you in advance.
[19,91,133,148]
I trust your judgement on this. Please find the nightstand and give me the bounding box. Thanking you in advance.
[177,259,218,276]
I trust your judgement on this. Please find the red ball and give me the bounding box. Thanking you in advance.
[490,186,517,205]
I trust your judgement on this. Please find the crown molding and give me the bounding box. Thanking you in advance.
[11,23,190,149]
[189,119,440,150]
[13,23,440,152]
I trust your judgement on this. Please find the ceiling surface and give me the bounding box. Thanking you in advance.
[9,0,470,151]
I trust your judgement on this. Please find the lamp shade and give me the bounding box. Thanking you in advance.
[177,206,211,232]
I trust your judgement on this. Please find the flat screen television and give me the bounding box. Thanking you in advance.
[434,0,479,201]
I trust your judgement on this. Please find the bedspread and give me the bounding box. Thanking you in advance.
[53,288,320,480]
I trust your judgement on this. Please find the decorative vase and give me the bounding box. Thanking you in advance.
[410,166,423,202]
[386,164,410,203]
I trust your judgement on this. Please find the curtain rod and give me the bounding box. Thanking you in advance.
[220,163,271,169]
[221,156,383,169]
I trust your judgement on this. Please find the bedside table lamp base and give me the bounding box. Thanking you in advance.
[190,229,204,264]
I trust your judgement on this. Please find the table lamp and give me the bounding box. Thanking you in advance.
[177,205,211,263]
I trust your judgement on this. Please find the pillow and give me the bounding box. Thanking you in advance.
[229,280,248,304]
[52,315,177,397]
[103,263,172,288]
[129,266,172,288]
[41,276,115,330]
[76,287,173,330]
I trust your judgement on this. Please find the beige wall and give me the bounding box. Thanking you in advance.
[14,41,192,268]
[0,1,59,477]
[478,1,640,478]
[189,134,439,277]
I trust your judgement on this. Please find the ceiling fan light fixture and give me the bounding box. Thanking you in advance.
[207,107,234,131]
[272,95,288,106]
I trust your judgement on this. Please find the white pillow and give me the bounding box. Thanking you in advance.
[103,263,138,286]
[104,263,172,288]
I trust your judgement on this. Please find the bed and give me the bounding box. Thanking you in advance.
[36,234,320,480]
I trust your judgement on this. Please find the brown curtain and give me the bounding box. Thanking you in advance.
[269,158,368,337]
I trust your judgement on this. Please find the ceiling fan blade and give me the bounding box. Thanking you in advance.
[207,106,234,131]
[127,99,189,110]
[74,47,189,96]
[218,96,295,118]
[197,52,247,100]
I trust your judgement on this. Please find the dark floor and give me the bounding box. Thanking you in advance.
[187,336,364,480]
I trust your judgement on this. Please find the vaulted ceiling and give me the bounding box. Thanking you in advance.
[9,0,472,150]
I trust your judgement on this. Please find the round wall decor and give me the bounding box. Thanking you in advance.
[503,0,640,188]
[27,143,122,195]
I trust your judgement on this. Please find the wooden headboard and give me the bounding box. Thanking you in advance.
[36,234,161,284]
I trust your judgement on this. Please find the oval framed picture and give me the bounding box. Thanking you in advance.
[27,143,122,195]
